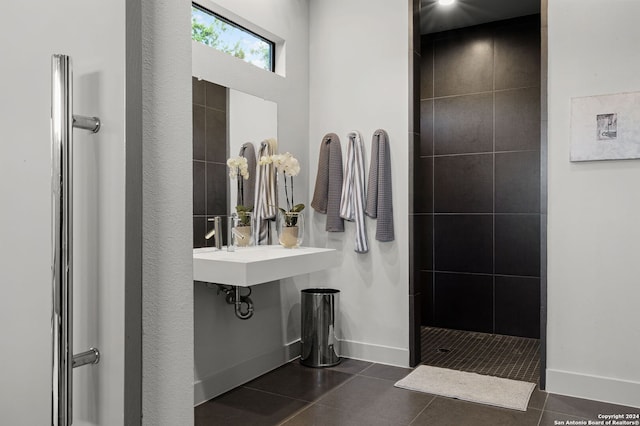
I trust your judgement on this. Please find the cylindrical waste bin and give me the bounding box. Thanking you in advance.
[300,288,341,367]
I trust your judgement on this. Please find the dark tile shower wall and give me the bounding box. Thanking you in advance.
[193,77,228,248]
[415,16,541,339]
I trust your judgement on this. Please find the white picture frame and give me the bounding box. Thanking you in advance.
[570,91,640,161]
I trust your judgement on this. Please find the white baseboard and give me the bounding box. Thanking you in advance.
[547,368,640,409]
[339,339,409,367]
[193,340,301,406]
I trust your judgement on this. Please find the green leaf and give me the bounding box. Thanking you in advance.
[292,203,305,213]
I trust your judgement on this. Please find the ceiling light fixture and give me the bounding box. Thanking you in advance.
[438,0,455,5]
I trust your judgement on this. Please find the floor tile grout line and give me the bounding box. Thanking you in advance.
[487,335,504,375]
[276,402,315,426]
[487,337,500,376]
[326,361,374,376]
[456,332,485,372]
[241,385,315,404]
[514,339,530,379]
[453,332,473,371]
[275,373,361,425]
[536,389,550,426]
[408,395,438,425]
[496,337,509,377]
[519,339,536,380]
[311,373,359,403]
[356,372,411,384]
[517,338,528,377]
[505,337,522,379]
[475,333,496,372]
[358,363,376,375]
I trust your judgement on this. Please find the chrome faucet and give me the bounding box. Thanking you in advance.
[227,213,249,252]
[205,217,222,249]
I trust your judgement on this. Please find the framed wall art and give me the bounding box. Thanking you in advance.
[570,91,640,161]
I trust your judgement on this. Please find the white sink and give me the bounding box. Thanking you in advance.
[193,245,337,287]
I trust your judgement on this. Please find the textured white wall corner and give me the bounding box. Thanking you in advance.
[547,0,640,408]
[142,0,194,424]
[192,0,311,403]
[308,0,411,366]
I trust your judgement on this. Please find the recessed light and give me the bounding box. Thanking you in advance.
[438,0,455,5]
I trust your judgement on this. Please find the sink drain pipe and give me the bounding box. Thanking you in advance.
[207,283,254,320]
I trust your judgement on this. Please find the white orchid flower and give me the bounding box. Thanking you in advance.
[227,156,249,180]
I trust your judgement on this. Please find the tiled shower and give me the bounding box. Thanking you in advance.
[415,15,541,339]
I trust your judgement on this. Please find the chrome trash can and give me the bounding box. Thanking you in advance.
[300,288,341,367]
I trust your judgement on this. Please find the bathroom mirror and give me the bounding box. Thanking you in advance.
[191,76,277,248]
[228,89,278,212]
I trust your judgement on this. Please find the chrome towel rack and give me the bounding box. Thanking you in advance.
[51,54,101,426]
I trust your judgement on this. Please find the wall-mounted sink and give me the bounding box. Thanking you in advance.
[193,245,337,287]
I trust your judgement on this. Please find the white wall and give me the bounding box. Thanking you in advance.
[191,0,310,404]
[308,0,411,366]
[141,0,194,423]
[547,0,640,408]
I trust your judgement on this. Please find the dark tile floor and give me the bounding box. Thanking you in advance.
[421,326,540,382]
[194,358,640,426]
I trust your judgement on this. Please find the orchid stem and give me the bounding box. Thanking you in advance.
[283,172,291,211]
[238,169,244,206]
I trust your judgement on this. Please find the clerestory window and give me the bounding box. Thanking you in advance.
[191,4,275,72]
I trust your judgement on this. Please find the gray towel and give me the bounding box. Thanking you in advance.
[254,138,278,244]
[238,142,256,208]
[340,131,369,253]
[365,129,394,242]
[311,133,344,232]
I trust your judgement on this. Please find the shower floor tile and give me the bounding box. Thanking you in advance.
[421,326,540,383]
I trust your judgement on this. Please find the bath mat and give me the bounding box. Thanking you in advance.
[394,365,536,411]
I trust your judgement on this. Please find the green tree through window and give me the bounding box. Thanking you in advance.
[191,5,273,71]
